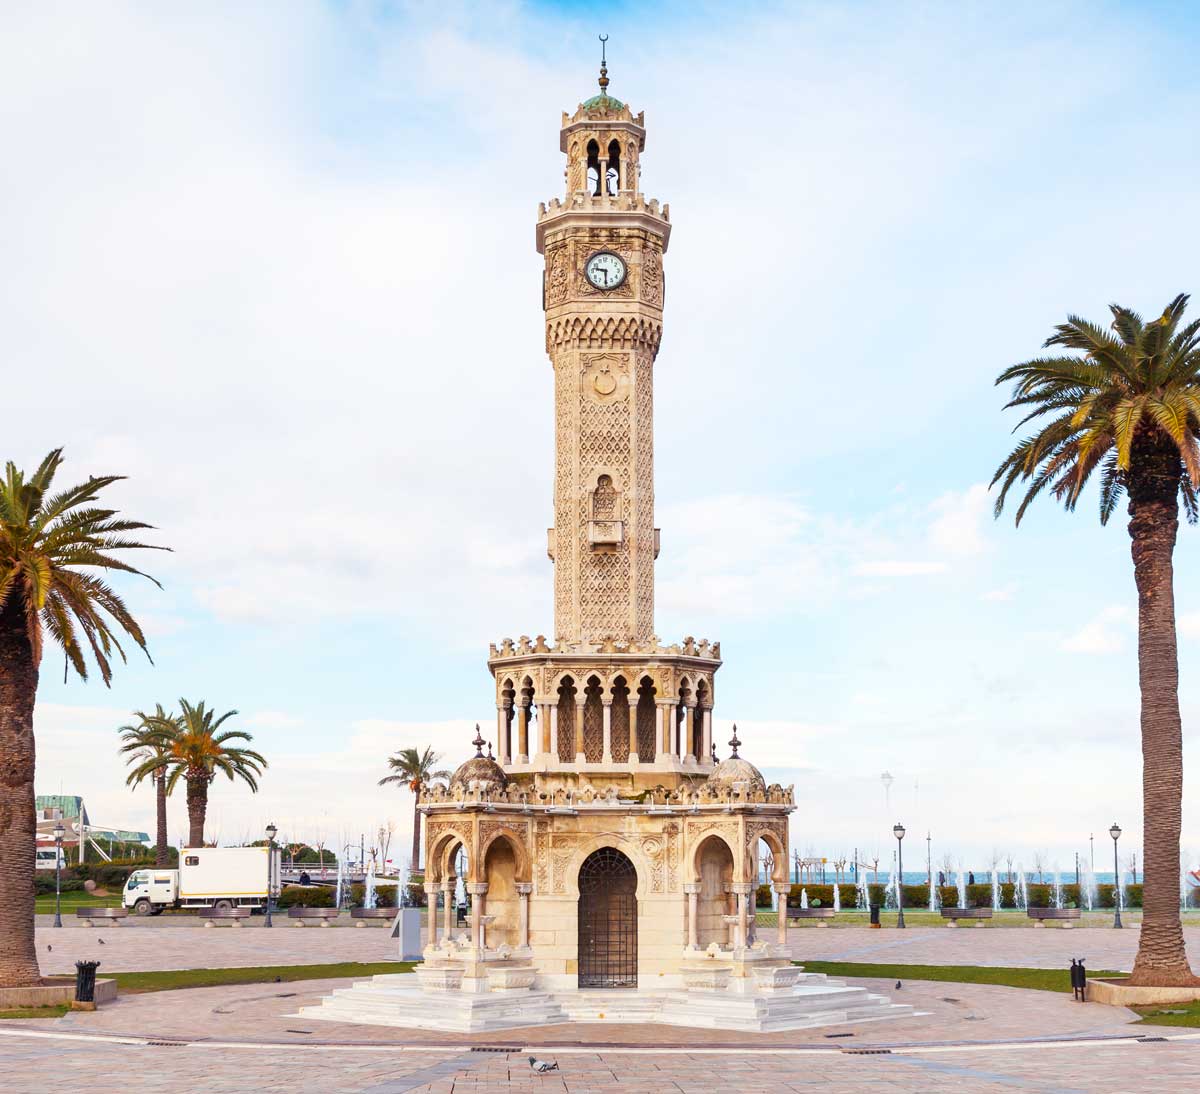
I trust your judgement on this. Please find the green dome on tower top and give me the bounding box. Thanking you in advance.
[582,91,624,111]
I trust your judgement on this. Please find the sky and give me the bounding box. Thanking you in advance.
[5,0,1200,873]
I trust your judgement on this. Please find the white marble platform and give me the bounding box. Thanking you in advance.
[297,970,913,1033]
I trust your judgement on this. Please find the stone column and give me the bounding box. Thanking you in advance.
[496,704,509,766]
[574,697,587,764]
[443,878,455,938]
[683,702,696,763]
[467,881,488,951]
[425,883,440,947]
[539,702,552,754]
[601,699,613,764]
[684,881,700,950]
[731,882,753,950]
[516,882,533,950]
[517,702,529,764]
[658,701,672,758]
[724,888,736,946]
[627,698,640,763]
[775,884,790,946]
[700,707,712,764]
[550,704,559,758]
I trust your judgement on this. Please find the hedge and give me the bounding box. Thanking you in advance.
[276,885,335,908]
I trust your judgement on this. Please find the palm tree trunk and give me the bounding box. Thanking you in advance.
[1128,438,1200,987]
[0,592,43,987]
[411,796,421,878]
[185,775,207,848]
[155,771,169,866]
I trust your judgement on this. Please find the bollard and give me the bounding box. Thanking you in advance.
[1069,958,1087,1002]
[74,960,101,1011]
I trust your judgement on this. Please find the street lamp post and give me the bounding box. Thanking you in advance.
[52,821,65,928]
[264,822,277,928]
[1110,823,1123,929]
[893,823,906,929]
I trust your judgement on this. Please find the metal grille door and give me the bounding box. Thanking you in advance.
[577,847,638,988]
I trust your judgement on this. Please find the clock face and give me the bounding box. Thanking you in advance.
[584,251,627,291]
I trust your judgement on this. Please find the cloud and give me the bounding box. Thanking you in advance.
[244,711,303,730]
[982,584,1017,602]
[852,560,947,578]
[928,484,991,557]
[1061,605,1134,654]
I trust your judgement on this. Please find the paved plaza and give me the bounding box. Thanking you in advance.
[4,923,1200,1092]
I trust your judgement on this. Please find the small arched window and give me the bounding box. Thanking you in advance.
[586,140,601,196]
[592,474,616,518]
[606,140,621,194]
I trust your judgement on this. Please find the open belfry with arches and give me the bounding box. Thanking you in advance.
[304,54,908,1033]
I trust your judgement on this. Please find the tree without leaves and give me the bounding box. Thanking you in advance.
[0,449,165,988]
[378,747,451,878]
[118,704,178,867]
[993,293,1200,986]
[127,699,266,848]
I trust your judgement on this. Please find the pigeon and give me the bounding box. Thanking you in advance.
[895,981,902,990]
[98,938,106,944]
[528,1056,559,1074]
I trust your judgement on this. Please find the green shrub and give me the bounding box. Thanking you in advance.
[348,883,399,909]
[276,885,334,908]
[755,884,773,908]
[1096,883,1142,908]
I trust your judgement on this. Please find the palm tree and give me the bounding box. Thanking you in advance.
[379,746,451,877]
[130,699,266,847]
[0,449,163,988]
[119,704,180,866]
[993,293,1200,987]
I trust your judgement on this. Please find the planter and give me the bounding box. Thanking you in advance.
[751,964,802,992]
[941,908,993,927]
[0,977,118,1009]
[351,907,395,927]
[1087,977,1200,1007]
[1027,907,1081,928]
[287,907,341,927]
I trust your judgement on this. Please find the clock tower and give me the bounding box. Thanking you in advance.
[485,55,721,776]
[537,56,667,647]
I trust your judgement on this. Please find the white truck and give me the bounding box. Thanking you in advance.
[123,846,281,916]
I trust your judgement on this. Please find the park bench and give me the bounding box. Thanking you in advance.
[785,907,837,925]
[198,907,252,928]
[1028,907,1081,928]
[287,907,340,927]
[350,907,394,927]
[941,907,993,927]
[75,907,128,927]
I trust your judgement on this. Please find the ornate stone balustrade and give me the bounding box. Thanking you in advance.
[420,779,794,809]
[489,634,720,660]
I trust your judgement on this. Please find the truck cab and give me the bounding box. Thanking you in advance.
[123,869,179,916]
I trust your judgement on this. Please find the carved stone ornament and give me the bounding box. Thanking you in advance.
[581,353,629,405]
[642,245,663,307]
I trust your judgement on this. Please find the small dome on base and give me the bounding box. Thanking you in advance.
[448,725,509,794]
[704,725,766,793]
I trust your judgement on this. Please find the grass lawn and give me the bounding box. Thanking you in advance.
[0,1004,71,1020]
[111,961,416,993]
[1132,1000,1200,1028]
[35,892,121,913]
[799,961,1123,993]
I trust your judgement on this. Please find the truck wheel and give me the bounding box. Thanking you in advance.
[213,899,234,913]
[134,899,153,917]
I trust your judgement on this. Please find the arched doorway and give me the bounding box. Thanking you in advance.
[577,847,637,988]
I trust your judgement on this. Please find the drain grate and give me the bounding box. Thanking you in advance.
[145,1041,186,1047]
[471,1046,517,1053]
[1137,1036,1168,1043]
[284,1029,313,1034]
[823,1032,854,1039]
[842,1047,891,1055]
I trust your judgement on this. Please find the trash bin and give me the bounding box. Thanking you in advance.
[75,960,101,1003]
[869,904,881,927]
[1070,958,1087,1001]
